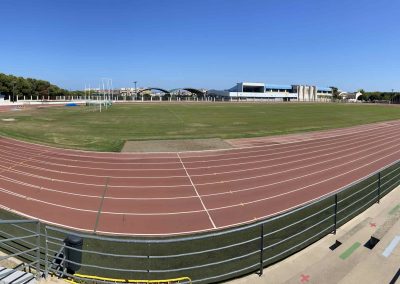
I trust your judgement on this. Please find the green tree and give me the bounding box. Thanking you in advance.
[329,86,339,100]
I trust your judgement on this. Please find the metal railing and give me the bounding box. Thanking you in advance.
[0,160,399,283]
[0,219,41,280]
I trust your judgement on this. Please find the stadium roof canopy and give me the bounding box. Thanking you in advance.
[169,88,205,96]
[137,87,170,95]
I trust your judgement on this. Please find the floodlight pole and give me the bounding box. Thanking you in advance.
[101,80,105,112]
[237,82,240,102]
[12,81,16,103]
[104,78,110,110]
[133,81,137,100]
[391,89,394,104]
[110,79,113,102]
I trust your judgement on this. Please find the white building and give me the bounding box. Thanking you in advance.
[207,82,333,102]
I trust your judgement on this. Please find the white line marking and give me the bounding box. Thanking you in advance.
[1,129,399,191]
[195,134,400,188]
[1,181,399,236]
[1,149,398,216]
[0,120,399,235]
[1,119,399,159]
[207,150,400,211]
[382,235,400,258]
[0,124,395,175]
[0,133,399,203]
[203,140,400,199]
[0,127,393,181]
[177,152,216,228]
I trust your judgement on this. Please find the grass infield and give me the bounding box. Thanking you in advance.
[0,103,399,151]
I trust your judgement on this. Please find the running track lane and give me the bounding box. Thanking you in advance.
[0,120,399,235]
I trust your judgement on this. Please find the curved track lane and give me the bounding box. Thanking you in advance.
[0,120,400,236]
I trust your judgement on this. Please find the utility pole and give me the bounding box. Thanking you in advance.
[392,89,395,104]
[237,82,240,102]
[133,81,137,100]
[12,81,16,103]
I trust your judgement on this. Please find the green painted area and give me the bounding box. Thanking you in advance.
[340,242,361,260]
[0,103,399,152]
[389,204,400,215]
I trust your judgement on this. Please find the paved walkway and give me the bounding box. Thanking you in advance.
[231,186,400,284]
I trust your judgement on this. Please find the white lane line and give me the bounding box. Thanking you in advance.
[382,235,400,258]
[0,127,392,180]
[1,120,399,160]
[0,122,397,169]
[0,187,98,213]
[0,148,52,175]
[1,122,396,162]
[0,203,216,236]
[12,123,400,169]
[188,131,400,175]
[0,143,181,164]
[1,128,399,190]
[207,150,400,211]
[203,141,400,198]
[1,150,398,216]
[0,185,203,215]
[0,160,399,236]
[182,122,399,158]
[1,124,395,174]
[0,132,399,203]
[177,152,216,228]
[195,133,400,187]
[0,174,198,200]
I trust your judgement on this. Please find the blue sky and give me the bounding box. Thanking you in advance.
[1,0,399,91]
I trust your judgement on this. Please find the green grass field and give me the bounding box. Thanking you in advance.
[0,103,399,152]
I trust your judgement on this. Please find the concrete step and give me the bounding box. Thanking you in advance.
[0,267,35,284]
[283,196,400,284]
[339,215,400,284]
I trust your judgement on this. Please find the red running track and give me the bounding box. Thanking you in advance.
[0,120,400,236]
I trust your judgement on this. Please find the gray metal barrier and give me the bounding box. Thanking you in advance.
[0,219,41,280]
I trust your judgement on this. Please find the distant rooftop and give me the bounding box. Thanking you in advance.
[265,84,293,90]
[317,87,332,92]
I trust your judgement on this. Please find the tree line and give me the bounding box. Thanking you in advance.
[361,91,400,103]
[0,73,84,101]
[330,87,400,103]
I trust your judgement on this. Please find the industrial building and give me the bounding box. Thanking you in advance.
[207,82,333,102]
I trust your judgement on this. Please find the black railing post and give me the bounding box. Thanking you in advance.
[334,194,338,235]
[259,224,264,276]
[377,172,381,204]
[147,243,151,281]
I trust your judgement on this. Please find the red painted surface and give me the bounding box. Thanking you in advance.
[0,120,399,236]
[300,274,310,283]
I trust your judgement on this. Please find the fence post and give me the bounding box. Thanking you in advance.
[377,172,381,204]
[147,243,151,281]
[334,194,338,235]
[259,224,264,276]
[36,221,41,280]
[44,226,49,278]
